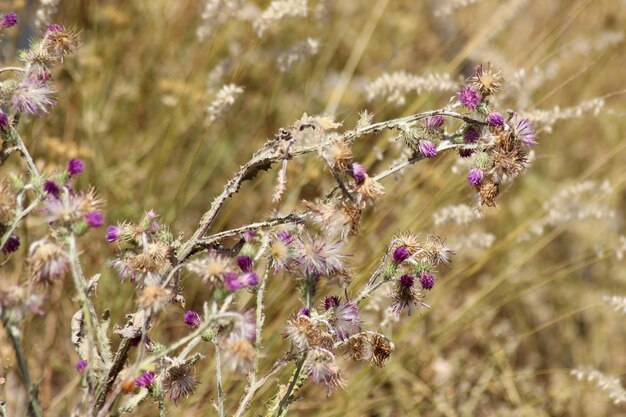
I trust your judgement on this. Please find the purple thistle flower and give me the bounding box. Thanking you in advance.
[276,230,294,244]
[464,126,480,144]
[458,86,481,110]
[487,112,504,127]
[236,255,253,273]
[47,24,63,33]
[418,140,437,158]
[135,371,155,388]
[67,158,84,176]
[43,180,61,197]
[323,296,340,310]
[298,307,311,316]
[425,115,445,130]
[75,359,88,373]
[467,168,483,187]
[0,12,18,29]
[11,77,55,115]
[419,272,436,290]
[459,148,474,158]
[350,163,367,184]
[224,271,258,291]
[184,311,202,328]
[399,274,414,288]
[0,111,9,131]
[243,230,255,241]
[512,113,537,146]
[333,300,361,340]
[392,246,410,265]
[106,225,120,242]
[2,234,20,254]
[85,211,104,228]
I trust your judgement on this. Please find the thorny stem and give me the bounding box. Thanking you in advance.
[233,261,271,417]
[176,109,483,263]
[273,353,308,417]
[1,316,43,417]
[215,343,226,417]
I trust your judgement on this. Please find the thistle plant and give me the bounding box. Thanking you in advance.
[0,12,543,417]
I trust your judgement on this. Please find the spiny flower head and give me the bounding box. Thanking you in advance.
[341,332,395,368]
[163,363,198,403]
[458,86,481,111]
[2,234,20,254]
[0,12,17,29]
[85,210,104,228]
[269,231,294,271]
[106,225,120,242]
[391,274,428,316]
[425,115,445,130]
[11,76,56,115]
[468,63,503,96]
[0,111,9,131]
[487,112,505,127]
[467,168,483,187]
[43,187,100,227]
[135,371,155,388]
[184,310,202,328]
[67,158,84,176]
[185,252,233,286]
[350,162,366,184]
[293,233,348,277]
[419,272,436,290]
[43,180,61,197]
[28,239,69,286]
[464,126,481,144]
[75,359,87,373]
[236,255,253,273]
[324,296,361,340]
[418,140,437,158]
[304,347,343,392]
[220,337,256,373]
[224,271,258,291]
[512,113,537,146]
[392,246,410,265]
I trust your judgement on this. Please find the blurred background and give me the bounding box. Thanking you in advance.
[1,0,625,415]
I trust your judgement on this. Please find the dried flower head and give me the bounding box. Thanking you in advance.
[341,332,395,368]
[293,233,348,277]
[283,314,332,350]
[137,285,171,311]
[324,297,361,340]
[468,63,503,96]
[220,337,256,373]
[304,347,343,392]
[28,239,69,285]
[163,363,198,402]
[323,140,353,172]
[478,181,500,207]
[185,252,232,286]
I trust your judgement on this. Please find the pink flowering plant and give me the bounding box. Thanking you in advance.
[0,14,539,417]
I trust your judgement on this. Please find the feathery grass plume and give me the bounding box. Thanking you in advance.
[518,180,615,241]
[196,0,246,41]
[253,0,308,37]
[365,71,457,106]
[433,0,482,17]
[34,0,60,29]
[207,83,244,121]
[526,97,605,133]
[572,367,626,405]
[433,204,483,226]
[603,295,626,314]
[277,37,320,72]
